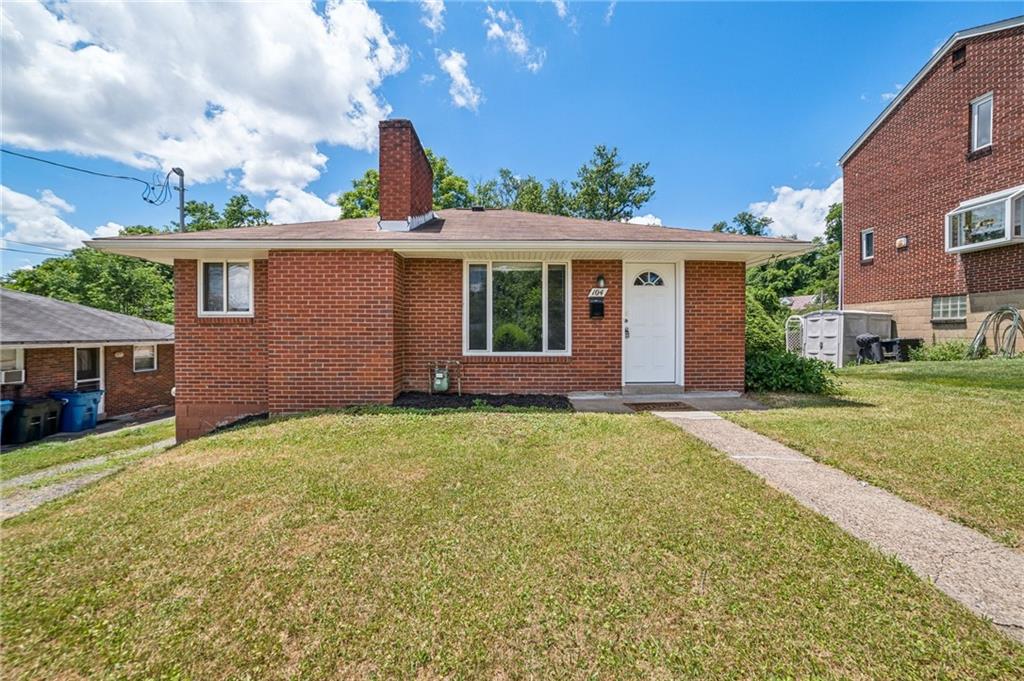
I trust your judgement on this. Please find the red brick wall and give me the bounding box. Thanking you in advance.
[401,259,623,393]
[173,259,269,442]
[842,26,1024,305]
[266,251,396,412]
[2,345,173,418]
[1,347,74,401]
[102,344,174,417]
[379,120,434,221]
[684,261,746,392]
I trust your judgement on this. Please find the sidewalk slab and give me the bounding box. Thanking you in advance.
[656,411,1024,644]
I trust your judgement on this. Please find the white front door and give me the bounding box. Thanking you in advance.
[623,264,676,383]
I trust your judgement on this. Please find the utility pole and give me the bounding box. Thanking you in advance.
[172,167,185,231]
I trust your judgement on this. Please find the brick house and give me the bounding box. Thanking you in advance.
[93,120,809,442]
[840,15,1024,341]
[1,288,175,418]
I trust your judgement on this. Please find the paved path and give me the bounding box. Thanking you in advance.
[0,437,176,521]
[655,410,1024,644]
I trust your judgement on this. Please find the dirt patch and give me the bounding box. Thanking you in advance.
[393,392,572,411]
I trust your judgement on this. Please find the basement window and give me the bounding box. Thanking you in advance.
[199,260,253,316]
[946,185,1024,253]
[465,261,570,355]
[932,295,967,322]
[133,344,157,372]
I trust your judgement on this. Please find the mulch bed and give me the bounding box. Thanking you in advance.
[393,392,572,411]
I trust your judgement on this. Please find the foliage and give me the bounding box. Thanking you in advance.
[910,340,977,362]
[177,194,269,231]
[337,144,654,222]
[2,226,174,323]
[745,289,784,353]
[712,211,773,236]
[745,349,839,394]
[570,145,656,221]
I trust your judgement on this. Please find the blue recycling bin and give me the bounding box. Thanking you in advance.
[49,390,104,432]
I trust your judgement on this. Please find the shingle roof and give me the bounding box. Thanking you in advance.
[0,288,174,346]
[91,208,801,244]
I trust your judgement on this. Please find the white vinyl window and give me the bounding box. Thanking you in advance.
[199,260,253,315]
[970,92,993,151]
[1,348,25,385]
[860,229,874,261]
[133,344,157,372]
[465,261,571,355]
[932,295,967,321]
[946,185,1024,253]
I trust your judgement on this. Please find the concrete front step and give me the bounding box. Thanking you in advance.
[622,383,686,396]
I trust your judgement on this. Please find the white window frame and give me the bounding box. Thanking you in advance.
[945,184,1024,254]
[462,260,572,356]
[970,92,993,152]
[197,259,254,317]
[0,347,25,385]
[860,229,874,261]
[132,344,158,373]
[931,295,967,322]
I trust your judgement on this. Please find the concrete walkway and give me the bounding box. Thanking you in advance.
[655,410,1024,644]
[0,437,176,521]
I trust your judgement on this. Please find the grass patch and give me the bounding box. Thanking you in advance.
[2,412,1021,678]
[0,420,175,482]
[729,360,1024,549]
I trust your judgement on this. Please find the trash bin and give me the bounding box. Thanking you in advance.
[6,398,63,445]
[1,399,14,444]
[49,390,104,433]
[855,333,883,364]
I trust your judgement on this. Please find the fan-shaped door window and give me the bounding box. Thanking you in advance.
[633,271,664,286]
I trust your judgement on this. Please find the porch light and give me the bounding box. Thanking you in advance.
[596,274,606,288]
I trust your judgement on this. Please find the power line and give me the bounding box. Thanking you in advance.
[0,246,65,258]
[1,239,72,253]
[1,148,174,205]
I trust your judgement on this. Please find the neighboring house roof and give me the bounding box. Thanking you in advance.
[90,208,812,266]
[839,14,1024,166]
[781,294,820,310]
[0,288,174,346]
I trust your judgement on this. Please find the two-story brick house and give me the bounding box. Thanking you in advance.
[840,15,1024,342]
[92,120,810,442]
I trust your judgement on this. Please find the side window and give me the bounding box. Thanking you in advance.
[860,229,874,261]
[971,93,993,151]
[200,261,252,315]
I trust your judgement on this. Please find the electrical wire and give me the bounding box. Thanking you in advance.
[1,148,174,205]
[0,246,68,257]
[1,239,72,253]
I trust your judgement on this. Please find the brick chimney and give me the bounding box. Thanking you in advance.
[378,119,434,231]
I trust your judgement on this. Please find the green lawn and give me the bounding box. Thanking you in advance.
[1,420,175,482]
[728,360,1024,550]
[2,412,1021,678]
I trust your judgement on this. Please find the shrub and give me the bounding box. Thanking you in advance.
[909,340,982,362]
[745,349,839,394]
[493,323,535,352]
[745,290,783,353]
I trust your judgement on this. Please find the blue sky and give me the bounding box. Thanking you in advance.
[2,1,1021,273]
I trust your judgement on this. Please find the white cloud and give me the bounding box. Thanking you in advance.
[748,178,843,241]
[265,187,339,224]
[420,0,445,35]
[93,221,124,238]
[605,2,618,24]
[625,213,662,226]
[420,73,436,85]
[1,185,90,250]
[881,84,904,102]
[2,0,408,220]
[550,0,577,29]
[484,6,546,72]
[438,50,482,111]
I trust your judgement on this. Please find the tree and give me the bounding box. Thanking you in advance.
[712,211,773,236]
[177,194,269,231]
[338,169,380,218]
[2,225,174,323]
[337,148,473,218]
[570,145,655,221]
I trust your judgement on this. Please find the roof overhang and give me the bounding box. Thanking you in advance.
[0,340,174,348]
[88,238,814,268]
[839,14,1024,166]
